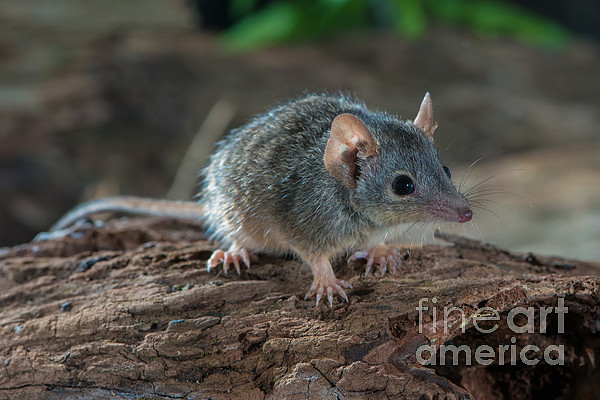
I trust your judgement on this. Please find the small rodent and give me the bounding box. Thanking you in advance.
[48,92,472,306]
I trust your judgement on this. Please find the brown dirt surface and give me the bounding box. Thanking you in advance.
[0,218,599,399]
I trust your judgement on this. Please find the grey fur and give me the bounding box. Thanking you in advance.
[49,93,471,282]
[199,92,469,258]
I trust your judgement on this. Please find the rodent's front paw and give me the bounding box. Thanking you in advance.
[207,248,255,275]
[349,245,403,276]
[304,276,352,307]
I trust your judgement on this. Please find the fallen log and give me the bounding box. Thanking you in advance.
[0,217,598,399]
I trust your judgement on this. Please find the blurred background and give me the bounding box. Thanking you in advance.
[0,0,598,260]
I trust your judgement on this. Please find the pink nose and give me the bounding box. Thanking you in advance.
[458,207,473,223]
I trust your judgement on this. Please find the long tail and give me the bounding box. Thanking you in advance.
[50,196,204,231]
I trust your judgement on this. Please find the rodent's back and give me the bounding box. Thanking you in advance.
[199,93,377,253]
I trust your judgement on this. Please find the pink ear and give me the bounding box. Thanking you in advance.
[413,92,438,139]
[324,114,378,188]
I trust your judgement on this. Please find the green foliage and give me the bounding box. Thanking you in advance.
[229,0,262,20]
[223,0,369,51]
[391,0,428,39]
[428,0,569,50]
[222,0,570,51]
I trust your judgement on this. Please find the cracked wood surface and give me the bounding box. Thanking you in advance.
[0,217,599,399]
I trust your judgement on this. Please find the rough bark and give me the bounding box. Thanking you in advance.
[0,218,598,399]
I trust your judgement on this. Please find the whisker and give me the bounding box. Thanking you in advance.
[462,168,527,196]
[443,139,457,154]
[458,156,487,192]
[458,141,489,155]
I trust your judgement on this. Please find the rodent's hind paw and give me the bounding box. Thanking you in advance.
[207,248,255,275]
[304,278,352,308]
[349,245,403,276]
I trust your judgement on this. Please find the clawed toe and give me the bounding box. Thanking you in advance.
[350,245,403,276]
[207,248,253,275]
[305,279,352,307]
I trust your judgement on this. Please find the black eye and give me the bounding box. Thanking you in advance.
[443,165,451,179]
[392,175,414,196]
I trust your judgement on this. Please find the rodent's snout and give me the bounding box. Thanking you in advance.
[424,201,473,223]
[458,207,473,223]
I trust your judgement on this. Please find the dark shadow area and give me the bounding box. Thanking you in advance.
[433,299,600,399]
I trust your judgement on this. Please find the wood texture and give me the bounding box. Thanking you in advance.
[0,218,598,399]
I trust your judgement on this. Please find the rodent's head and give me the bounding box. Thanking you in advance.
[324,93,472,226]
